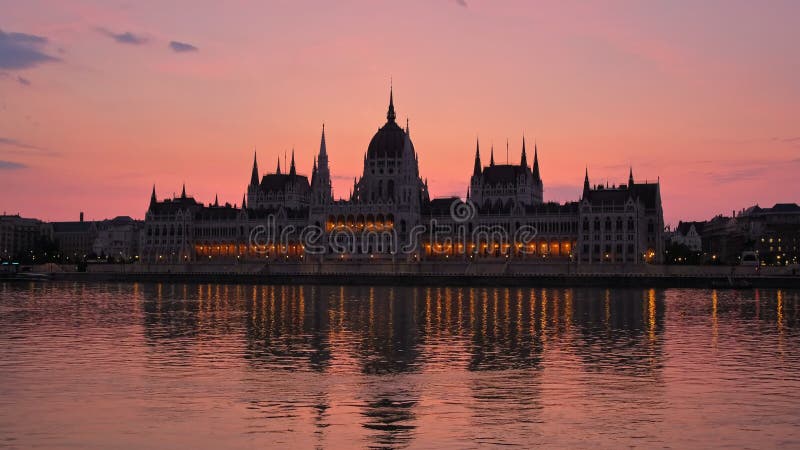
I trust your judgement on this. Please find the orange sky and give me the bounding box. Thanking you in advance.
[1,0,798,225]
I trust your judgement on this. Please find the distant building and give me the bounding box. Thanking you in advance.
[700,203,800,265]
[92,216,143,260]
[671,221,706,252]
[51,213,98,259]
[740,203,800,265]
[0,215,48,260]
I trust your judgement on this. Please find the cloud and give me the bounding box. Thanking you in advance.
[0,29,59,70]
[169,41,198,53]
[0,160,27,170]
[706,157,800,184]
[0,136,56,155]
[454,0,468,7]
[17,75,30,86]
[95,28,147,45]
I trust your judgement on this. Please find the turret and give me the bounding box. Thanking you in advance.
[289,149,296,176]
[149,185,157,210]
[312,124,333,204]
[628,166,634,187]
[520,136,528,169]
[583,167,590,197]
[473,138,482,177]
[181,183,186,199]
[241,193,247,210]
[276,157,281,175]
[250,151,259,187]
[532,142,540,180]
[490,144,495,166]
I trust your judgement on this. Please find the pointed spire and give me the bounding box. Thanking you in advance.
[532,142,540,179]
[583,166,590,196]
[490,144,495,166]
[406,117,410,135]
[242,193,247,210]
[521,135,528,168]
[628,166,634,186]
[473,138,482,176]
[276,157,281,175]
[149,184,157,210]
[289,149,296,176]
[466,186,471,200]
[387,83,396,122]
[213,193,219,207]
[250,150,259,186]
[319,124,327,157]
[181,183,186,199]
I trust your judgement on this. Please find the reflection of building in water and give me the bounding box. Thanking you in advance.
[568,288,666,377]
[359,385,419,449]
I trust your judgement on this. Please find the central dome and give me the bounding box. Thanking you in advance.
[367,120,406,159]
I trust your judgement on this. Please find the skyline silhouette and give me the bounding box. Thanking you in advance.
[1,1,798,225]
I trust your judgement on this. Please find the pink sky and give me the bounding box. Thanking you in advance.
[1,0,798,225]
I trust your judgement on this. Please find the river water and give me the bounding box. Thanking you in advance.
[1,282,799,448]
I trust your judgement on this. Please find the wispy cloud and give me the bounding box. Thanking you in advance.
[700,157,800,184]
[0,160,27,170]
[0,29,59,70]
[17,75,30,86]
[95,27,147,45]
[454,0,468,7]
[169,41,198,53]
[0,136,56,155]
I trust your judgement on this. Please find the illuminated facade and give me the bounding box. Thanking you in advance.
[140,88,664,264]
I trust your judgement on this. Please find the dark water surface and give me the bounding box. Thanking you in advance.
[1,282,799,448]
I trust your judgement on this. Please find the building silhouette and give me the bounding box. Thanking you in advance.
[140,88,664,264]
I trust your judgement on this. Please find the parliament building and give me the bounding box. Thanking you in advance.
[141,89,664,265]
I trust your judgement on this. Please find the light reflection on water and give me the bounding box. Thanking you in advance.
[0,282,799,448]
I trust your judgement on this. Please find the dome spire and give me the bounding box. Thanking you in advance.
[387,82,396,122]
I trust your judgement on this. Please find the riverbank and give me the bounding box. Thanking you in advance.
[7,261,798,288]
